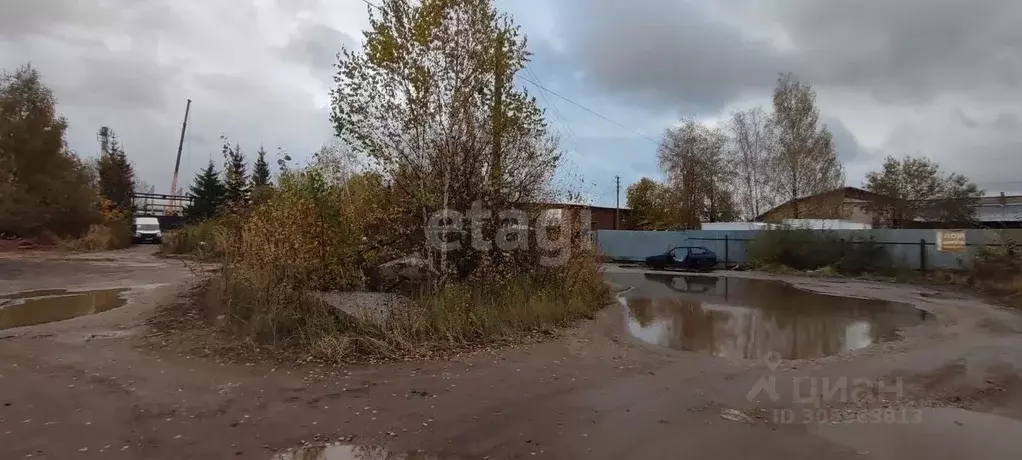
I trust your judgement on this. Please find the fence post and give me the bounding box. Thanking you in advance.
[919,238,927,272]
[724,234,730,269]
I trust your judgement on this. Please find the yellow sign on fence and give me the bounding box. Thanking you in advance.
[937,230,967,252]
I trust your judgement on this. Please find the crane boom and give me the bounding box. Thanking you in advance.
[168,99,192,214]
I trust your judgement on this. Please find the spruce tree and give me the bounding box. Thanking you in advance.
[251,146,271,188]
[184,160,225,220]
[97,130,136,214]
[222,140,249,208]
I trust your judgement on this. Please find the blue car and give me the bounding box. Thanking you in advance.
[644,246,718,271]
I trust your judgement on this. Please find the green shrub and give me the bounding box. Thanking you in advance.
[833,238,893,275]
[748,229,839,270]
[971,233,1021,282]
[58,212,132,251]
[748,229,892,275]
[202,247,610,361]
[966,232,1022,308]
[408,254,611,344]
[60,220,132,251]
[179,163,612,361]
[161,221,219,259]
[0,65,104,239]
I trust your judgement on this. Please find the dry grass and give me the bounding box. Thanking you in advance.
[161,221,219,260]
[60,220,132,251]
[186,250,611,363]
[758,232,1022,310]
[965,233,1022,308]
[748,229,893,275]
[152,168,613,363]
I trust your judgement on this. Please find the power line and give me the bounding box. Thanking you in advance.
[515,73,662,147]
[593,180,619,205]
[357,0,382,10]
[523,65,589,191]
[345,1,657,195]
[352,0,662,153]
[526,65,577,142]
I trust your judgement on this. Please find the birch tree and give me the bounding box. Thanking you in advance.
[626,177,682,230]
[770,73,844,218]
[658,120,737,228]
[331,0,559,275]
[728,107,776,220]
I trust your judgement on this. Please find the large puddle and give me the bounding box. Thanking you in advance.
[272,443,450,460]
[618,274,928,360]
[0,288,129,330]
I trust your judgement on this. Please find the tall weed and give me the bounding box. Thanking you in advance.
[748,228,893,274]
[969,231,1022,307]
[202,246,609,361]
[161,220,220,259]
[193,166,611,361]
[58,209,132,251]
[971,232,1020,282]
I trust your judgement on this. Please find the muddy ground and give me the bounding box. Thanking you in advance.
[2,247,1022,459]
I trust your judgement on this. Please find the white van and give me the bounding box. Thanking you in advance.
[133,216,163,244]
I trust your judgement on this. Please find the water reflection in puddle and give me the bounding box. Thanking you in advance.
[0,288,129,330]
[620,274,928,359]
[0,289,72,300]
[272,443,450,460]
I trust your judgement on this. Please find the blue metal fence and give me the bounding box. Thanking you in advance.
[595,229,1019,270]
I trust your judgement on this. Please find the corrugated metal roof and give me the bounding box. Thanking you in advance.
[975,203,1022,222]
[977,195,1022,206]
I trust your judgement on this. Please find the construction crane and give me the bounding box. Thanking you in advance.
[168,99,192,215]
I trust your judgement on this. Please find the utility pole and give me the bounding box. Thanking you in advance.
[169,99,192,214]
[615,175,620,230]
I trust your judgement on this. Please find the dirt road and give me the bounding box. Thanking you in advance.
[2,248,1022,459]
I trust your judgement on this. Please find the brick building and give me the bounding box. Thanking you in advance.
[756,187,1022,228]
[531,203,631,231]
[755,187,888,226]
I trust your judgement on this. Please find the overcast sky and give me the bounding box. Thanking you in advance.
[3,0,1021,206]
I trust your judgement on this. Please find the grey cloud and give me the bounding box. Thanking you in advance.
[521,40,576,86]
[881,108,1022,185]
[0,0,93,37]
[992,113,1021,131]
[273,0,330,14]
[773,0,1022,103]
[62,52,179,111]
[283,23,354,80]
[953,110,1021,132]
[823,117,862,164]
[2,0,190,113]
[553,0,788,114]
[555,0,1022,110]
[547,0,1022,189]
[1,43,179,120]
[956,109,980,129]
[1,0,183,40]
[0,0,343,195]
